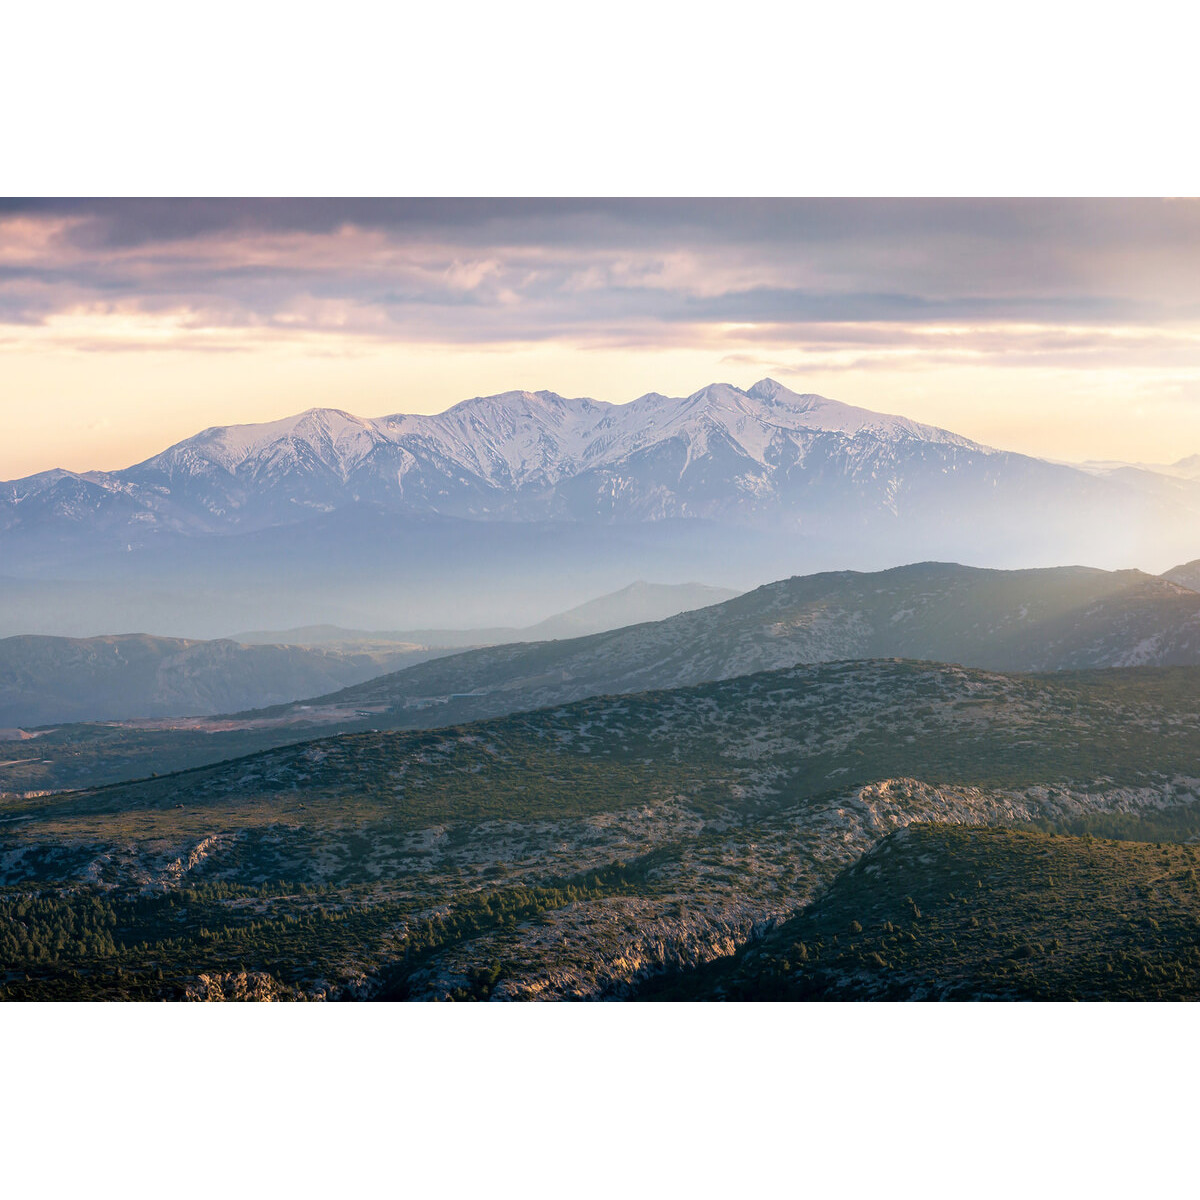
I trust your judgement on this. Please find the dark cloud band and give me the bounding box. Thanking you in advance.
[2,199,1198,350]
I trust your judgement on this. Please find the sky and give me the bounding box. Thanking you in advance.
[4,197,1200,479]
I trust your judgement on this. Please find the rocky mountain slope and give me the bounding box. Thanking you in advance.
[5,657,1200,1000]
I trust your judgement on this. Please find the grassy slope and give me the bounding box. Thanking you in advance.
[16,657,1200,840]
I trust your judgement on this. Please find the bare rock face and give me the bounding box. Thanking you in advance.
[185,971,292,1002]
[396,777,1200,1002]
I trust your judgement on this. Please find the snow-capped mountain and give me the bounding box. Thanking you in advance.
[0,378,1110,535]
[4,379,1200,638]
[134,378,980,506]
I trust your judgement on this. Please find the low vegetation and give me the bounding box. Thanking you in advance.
[7,658,1200,1000]
[640,824,1200,1001]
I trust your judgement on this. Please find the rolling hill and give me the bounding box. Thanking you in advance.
[5,657,1200,999]
[9,560,1200,795]
[238,560,1200,733]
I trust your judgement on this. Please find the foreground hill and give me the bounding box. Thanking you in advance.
[0,633,440,727]
[5,658,1200,999]
[640,825,1200,1001]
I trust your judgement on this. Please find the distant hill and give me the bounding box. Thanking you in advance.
[253,560,1200,733]
[0,634,441,726]
[523,581,739,640]
[0,581,737,729]
[1162,558,1200,591]
[234,581,740,648]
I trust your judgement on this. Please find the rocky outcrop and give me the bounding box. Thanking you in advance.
[185,971,294,1002]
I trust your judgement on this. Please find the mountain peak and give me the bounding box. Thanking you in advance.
[443,388,607,415]
[686,381,745,401]
[745,377,791,401]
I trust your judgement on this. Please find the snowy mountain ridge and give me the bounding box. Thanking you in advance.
[142,378,981,491]
[0,379,1002,539]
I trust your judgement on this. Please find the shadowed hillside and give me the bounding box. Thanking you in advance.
[639,824,1200,1001]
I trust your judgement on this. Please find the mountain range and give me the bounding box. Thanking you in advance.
[5,380,1200,637]
[0,380,991,538]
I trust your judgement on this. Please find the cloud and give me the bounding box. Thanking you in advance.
[3,199,1200,369]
